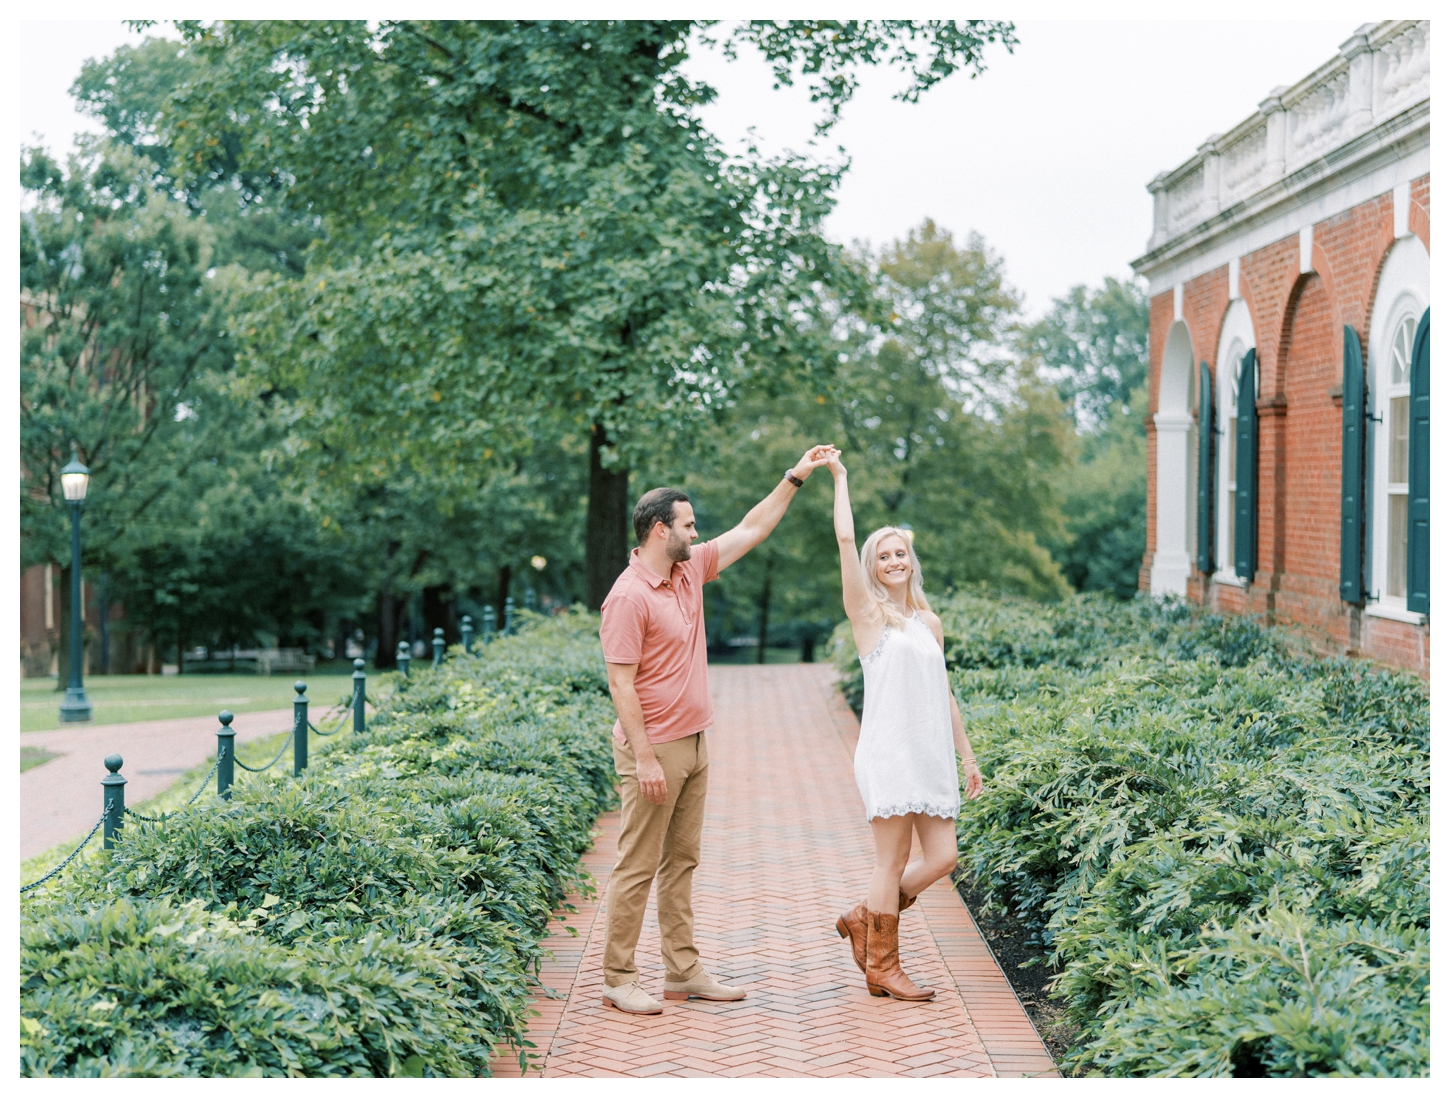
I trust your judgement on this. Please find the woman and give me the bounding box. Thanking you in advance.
[826,449,984,1002]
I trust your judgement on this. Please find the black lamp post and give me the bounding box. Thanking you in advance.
[58,451,92,723]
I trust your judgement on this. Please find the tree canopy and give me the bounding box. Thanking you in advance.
[145,19,1015,605]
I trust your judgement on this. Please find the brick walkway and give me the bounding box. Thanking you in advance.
[494,664,1056,1078]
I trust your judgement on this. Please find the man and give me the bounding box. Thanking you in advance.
[597,445,835,1014]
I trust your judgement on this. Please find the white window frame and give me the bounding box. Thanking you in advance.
[1365,235,1429,624]
[1213,299,1256,588]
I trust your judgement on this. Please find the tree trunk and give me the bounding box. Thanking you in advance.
[376,570,397,669]
[98,572,109,675]
[55,563,70,691]
[423,584,444,640]
[756,558,773,664]
[586,422,630,610]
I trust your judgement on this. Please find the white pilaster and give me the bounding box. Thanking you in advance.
[1151,412,1195,598]
[1228,256,1240,301]
[1173,283,1184,321]
[1394,181,1411,237]
[1299,225,1315,273]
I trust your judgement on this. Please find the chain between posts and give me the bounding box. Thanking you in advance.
[309,713,350,737]
[232,727,296,772]
[126,757,222,824]
[20,814,106,893]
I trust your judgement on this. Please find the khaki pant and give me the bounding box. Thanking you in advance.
[603,732,709,987]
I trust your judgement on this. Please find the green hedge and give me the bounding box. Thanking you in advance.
[21,611,617,1078]
[832,592,1428,1077]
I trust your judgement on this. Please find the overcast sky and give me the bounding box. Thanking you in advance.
[20,18,1358,316]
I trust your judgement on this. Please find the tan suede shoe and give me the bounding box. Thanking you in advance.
[602,980,664,1014]
[662,968,747,1002]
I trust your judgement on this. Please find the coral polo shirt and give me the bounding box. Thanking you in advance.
[599,539,720,746]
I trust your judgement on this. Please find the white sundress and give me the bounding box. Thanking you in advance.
[854,611,961,822]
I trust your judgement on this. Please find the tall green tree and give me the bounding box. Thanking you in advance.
[1021,276,1148,430]
[651,219,1071,655]
[1025,277,1150,597]
[20,143,233,571]
[147,19,1016,607]
[831,222,1069,600]
[20,141,363,669]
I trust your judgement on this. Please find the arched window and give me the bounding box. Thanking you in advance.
[1214,300,1256,586]
[1385,314,1416,600]
[1366,235,1430,622]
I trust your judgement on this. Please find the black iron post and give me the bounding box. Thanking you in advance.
[217,710,236,799]
[59,501,92,722]
[352,658,366,732]
[461,615,474,654]
[432,627,445,669]
[482,605,496,645]
[397,640,411,677]
[101,754,126,849]
[293,681,309,776]
[504,596,515,636]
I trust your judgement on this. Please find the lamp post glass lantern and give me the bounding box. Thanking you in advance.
[59,451,92,723]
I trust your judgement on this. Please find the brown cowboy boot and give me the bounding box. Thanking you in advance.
[836,902,869,972]
[864,910,935,1001]
[837,891,916,974]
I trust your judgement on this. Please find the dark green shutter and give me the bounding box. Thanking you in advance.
[1339,326,1365,602]
[1234,348,1258,581]
[1406,308,1430,615]
[1196,361,1214,573]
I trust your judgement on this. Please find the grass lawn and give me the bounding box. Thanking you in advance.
[21,746,62,772]
[19,664,386,734]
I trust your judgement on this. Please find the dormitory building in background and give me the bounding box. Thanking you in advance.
[1134,20,1429,676]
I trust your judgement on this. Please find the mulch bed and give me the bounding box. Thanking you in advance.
[956,877,1084,1071]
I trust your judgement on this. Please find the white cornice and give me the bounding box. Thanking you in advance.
[1132,20,1429,286]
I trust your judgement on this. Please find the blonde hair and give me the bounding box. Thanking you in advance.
[859,526,930,629]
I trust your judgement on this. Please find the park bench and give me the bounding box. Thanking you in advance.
[255,648,316,675]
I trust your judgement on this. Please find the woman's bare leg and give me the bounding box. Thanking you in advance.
[897,814,960,901]
[866,815,914,912]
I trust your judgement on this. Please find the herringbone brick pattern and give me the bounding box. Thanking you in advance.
[493,664,1056,1078]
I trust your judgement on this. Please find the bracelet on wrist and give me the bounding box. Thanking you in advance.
[783,469,805,488]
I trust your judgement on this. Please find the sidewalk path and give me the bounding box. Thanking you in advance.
[20,706,340,860]
[493,664,1057,1078]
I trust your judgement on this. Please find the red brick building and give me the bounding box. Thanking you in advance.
[1132,21,1429,674]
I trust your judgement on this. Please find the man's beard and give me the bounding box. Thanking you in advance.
[666,532,692,563]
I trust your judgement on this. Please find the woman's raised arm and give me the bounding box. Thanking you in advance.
[829,456,873,625]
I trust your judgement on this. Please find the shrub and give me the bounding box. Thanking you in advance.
[21,611,617,1078]
[832,591,1428,1077]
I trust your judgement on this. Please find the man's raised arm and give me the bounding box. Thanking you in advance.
[715,444,835,571]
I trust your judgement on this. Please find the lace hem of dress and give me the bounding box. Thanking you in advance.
[867,800,958,820]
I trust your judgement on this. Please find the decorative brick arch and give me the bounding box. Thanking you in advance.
[1409,201,1430,253]
[1365,219,1419,344]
